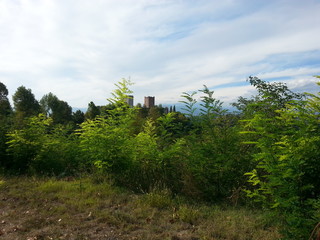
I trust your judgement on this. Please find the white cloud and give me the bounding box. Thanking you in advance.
[0,0,319,109]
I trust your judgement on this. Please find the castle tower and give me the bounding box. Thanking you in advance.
[144,96,155,108]
[125,95,134,107]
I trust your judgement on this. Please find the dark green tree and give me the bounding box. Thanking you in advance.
[40,92,57,116]
[0,82,8,98]
[53,100,72,124]
[40,93,72,125]
[72,110,85,125]
[0,82,13,170]
[0,82,12,119]
[147,106,164,121]
[85,101,100,120]
[248,76,303,107]
[232,76,304,117]
[12,86,40,126]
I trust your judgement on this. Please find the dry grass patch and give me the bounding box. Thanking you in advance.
[0,176,281,239]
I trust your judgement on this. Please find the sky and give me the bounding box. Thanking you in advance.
[1,0,320,110]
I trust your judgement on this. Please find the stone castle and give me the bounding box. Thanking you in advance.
[125,95,155,108]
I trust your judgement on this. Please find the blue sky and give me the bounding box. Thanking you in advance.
[0,0,319,109]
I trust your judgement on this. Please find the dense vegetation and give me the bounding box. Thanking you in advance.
[0,77,319,239]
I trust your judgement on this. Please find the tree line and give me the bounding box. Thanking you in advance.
[0,77,319,239]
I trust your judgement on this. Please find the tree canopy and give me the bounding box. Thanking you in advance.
[13,86,40,118]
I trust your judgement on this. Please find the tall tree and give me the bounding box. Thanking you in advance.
[0,82,12,119]
[40,92,59,116]
[147,106,163,121]
[0,82,13,169]
[232,76,304,117]
[40,93,73,124]
[0,82,8,99]
[12,86,40,126]
[53,100,72,124]
[72,110,85,125]
[85,101,100,120]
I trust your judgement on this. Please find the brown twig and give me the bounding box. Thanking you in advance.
[308,222,320,240]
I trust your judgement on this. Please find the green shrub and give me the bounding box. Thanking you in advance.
[177,205,201,224]
[6,115,81,175]
[243,80,320,238]
[140,188,173,209]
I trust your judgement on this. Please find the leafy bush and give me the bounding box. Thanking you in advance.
[78,116,132,172]
[179,86,251,201]
[6,114,81,175]
[78,79,135,177]
[243,80,320,238]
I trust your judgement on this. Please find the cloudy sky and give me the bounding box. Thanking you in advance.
[1,0,320,109]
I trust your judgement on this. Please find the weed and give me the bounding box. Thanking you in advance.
[177,205,201,225]
[140,188,173,209]
[37,179,66,193]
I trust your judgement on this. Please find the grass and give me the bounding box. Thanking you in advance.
[0,176,281,240]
